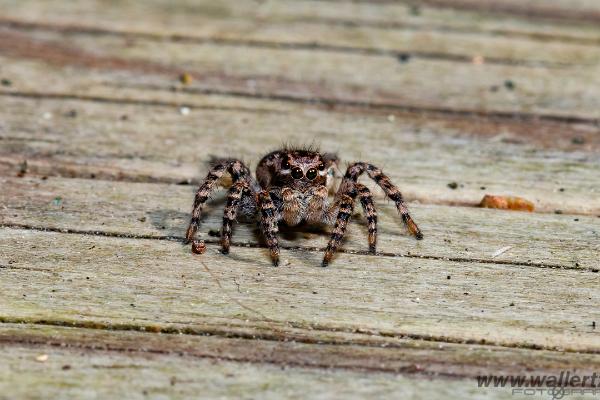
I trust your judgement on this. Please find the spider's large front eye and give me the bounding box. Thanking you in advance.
[281,158,290,170]
[306,168,317,180]
[291,167,303,179]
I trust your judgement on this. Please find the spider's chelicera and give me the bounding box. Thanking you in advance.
[185,148,423,267]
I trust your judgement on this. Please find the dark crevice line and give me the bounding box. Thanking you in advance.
[1,223,596,272]
[308,0,600,27]
[0,316,599,357]
[0,136,60,143]
[0,265,53,273]
[0,90,285,115]
[2,11,600,48]
[114,82,600,127]
[0,18,581,68]
[3,84,599,128]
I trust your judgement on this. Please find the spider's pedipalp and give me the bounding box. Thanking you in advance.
[185,159,253,243]
[344,162,422,240]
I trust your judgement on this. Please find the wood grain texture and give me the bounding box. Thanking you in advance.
[3,0,600,45]
[1,176,598,270]
[1,19,600,119]
[0,336,510,400]
[0,323,599,399]
[1,229,599,353]
[1,1,599,397]
[1,7,599,67]
[1,96,599,215]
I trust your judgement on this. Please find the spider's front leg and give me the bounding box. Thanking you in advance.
[322,187,358,267]
[185,159,252,243]
[355,183,378,253]
[220,181,253,254]
[258,190,280,266]
[345,162,423,240]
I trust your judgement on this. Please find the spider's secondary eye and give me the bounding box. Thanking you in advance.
[281,158,290,169]
[291,167,303,179]
[318,163,325,171]
[306,168,317,180]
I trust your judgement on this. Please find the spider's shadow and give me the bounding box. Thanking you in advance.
[147,192,370,255]
[147,195,230,239]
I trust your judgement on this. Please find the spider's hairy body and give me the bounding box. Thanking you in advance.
[185,147,422,267]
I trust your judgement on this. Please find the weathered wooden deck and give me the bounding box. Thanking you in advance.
[1,1,599,398]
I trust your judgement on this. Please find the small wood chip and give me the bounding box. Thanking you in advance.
[35,354,49,362]
[479,195,534,212]
[179,72,193,85]
[491,246,513,258]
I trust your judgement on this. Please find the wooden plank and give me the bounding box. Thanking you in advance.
[2,8,600,67]
[1,22,600,119]
[0,332,519,400]
[1,323,600,398]
[1,96,599,215]
[1,176,598,270]
[1,1,598,397]
[1,228,599,352]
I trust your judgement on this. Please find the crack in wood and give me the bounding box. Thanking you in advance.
[0,90,284,115]
[0,333,464,379]
[0,316,598,356]
[106,82,600,128]
[3,85,599,130]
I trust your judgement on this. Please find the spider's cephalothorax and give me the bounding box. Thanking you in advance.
[185,148,423,267]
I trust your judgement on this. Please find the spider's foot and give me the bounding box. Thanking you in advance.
[269,249,280,267]
[368,244,376,254]
[220,238,231,254]
[322,251,333,267]
[404,216,423,240]
[191,240,206,254]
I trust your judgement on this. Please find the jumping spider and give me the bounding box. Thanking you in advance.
[185,148,423,267]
